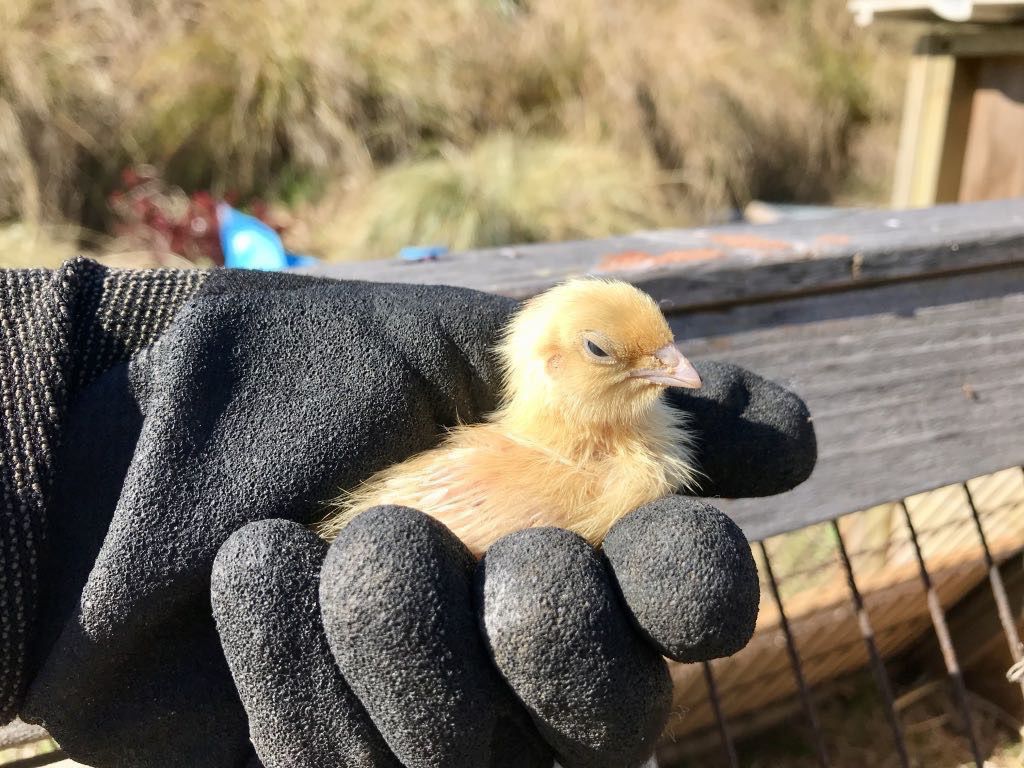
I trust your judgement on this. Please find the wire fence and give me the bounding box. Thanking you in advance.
[662,466,1024,767]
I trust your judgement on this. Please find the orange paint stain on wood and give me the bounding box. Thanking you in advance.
[709,233,792,251]
[597,248,723,272]
[813,233,851,247]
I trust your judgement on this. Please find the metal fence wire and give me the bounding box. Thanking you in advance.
[660,466,1024,767]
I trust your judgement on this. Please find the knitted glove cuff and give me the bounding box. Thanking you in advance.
[0,258,205,721]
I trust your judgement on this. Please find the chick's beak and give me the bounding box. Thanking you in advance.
[630,344,703,388]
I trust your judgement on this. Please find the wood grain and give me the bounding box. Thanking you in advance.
[683,267,1024,541]
[891,35,975,207]
[959,56,1024,203]
[301,197,1024,312]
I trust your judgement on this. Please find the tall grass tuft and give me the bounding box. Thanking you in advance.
[0,0,134,222]
[311,134,673,260]
[0,0,909,265]
[130,0,372,199]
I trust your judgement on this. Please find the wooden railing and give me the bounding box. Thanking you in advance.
[306,197,1024,542]
[307,197,1024,766]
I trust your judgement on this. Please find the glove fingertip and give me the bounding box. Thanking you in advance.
[320,505,500,768]
[604,497,759,663]
[212,518,397,768]
[670,361,816,498]
[479,527,671,768]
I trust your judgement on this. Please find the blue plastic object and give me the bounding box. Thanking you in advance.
[398,245,448,262]
[217,202,318,270]
[282,252,319,269]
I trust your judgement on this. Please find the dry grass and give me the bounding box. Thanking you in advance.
[0,0,910,268]
[682,674,1024,768]
[0,221,79,268]
[0,0,135,223]
[0,221,205,270]
[308,134,675,260]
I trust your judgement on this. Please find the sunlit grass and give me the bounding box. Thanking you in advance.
[310,134,674,260]
[0,221,79,268]
[0,0,910,268]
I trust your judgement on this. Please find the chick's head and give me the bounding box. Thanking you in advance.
[497,279,701,428]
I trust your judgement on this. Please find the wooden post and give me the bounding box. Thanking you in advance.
[892,34,976,207]
[892,27,1024,208]
[958,54,1024,201]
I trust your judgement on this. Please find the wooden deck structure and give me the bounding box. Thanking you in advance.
[3,198,1022,766]
[301,197,1024,765]
[848,5,1024,208]
[301,198,1024,540]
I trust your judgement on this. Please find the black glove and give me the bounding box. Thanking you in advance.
[0,259,814,767]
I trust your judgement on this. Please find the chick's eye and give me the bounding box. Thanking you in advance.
[585,339,609,358]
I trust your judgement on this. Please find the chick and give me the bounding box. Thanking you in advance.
[318,278,702,557]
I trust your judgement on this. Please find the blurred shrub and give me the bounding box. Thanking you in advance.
[311,134,673,260]
[0,0,134,223]
[0,0,908,262]
[107,167,225,264]
[0,220,78,268]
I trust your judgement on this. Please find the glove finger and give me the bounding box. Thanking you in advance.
[602,497,759,663]
[668,360,816,498]
[477,528,671,768]
[212,519,399,768]
[320,506,525,768]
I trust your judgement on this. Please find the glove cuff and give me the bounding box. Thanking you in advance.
[0,258,206,722]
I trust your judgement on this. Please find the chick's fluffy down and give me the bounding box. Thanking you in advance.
[319,279,698,557]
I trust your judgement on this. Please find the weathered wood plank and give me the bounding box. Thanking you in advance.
[301,198,1024,311]
[849,4,1024,27]
[959,56,1024,202]
[685,267,1024,541]
[891,34,975,207]
[944,28,1024,59]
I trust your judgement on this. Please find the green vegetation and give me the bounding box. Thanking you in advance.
[1,0,910,264]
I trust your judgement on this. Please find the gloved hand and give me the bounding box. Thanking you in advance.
[0,259,815,767]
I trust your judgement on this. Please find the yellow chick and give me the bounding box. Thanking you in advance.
[318,278,702,557]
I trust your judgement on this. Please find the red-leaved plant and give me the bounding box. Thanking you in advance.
[108,167,286,266]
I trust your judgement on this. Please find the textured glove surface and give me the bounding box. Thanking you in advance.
[212,519,400,768]
[22,268,511,767]
[215,495,757,768]
[6,263,815,767]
